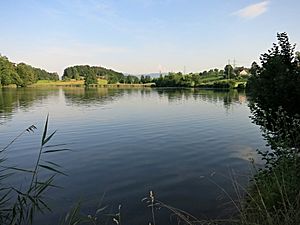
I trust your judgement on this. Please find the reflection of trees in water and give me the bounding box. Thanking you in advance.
[63,88,127,106]
[0,88,58,122]
[63,88,156,107]
[155,88,246,107]
[0,87,248,123]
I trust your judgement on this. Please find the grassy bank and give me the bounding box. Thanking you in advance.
[28,79,155,88]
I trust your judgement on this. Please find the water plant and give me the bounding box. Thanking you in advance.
[0,115,68,225]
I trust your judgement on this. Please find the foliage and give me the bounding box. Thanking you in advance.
[0,115,68,225]
[0,55,59,87]
[84,71,98,87]
[140,75,151,84]
[152,69,242,88]
[249,61,259,76]
[124,75,139,84]
[243,32,300,225]
[62,65,125,84]
[224,64,236,79]
[16,63,37,87]
[32,68,59,81]
[0,56,19,86]
[247,32,300,115]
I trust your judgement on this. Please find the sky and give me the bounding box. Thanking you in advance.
[0,0,299,75]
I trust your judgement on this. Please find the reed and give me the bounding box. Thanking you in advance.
[0,115,68,225]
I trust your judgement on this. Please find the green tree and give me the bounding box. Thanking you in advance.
[0,55,17,86]
[248,32,300,114]
[16,63,37,87]
[144,75,152,83]
[84,71,97,87]
[224,64,235,79]
[63,65,124,84]
[249,61,260,76]
[296,51,300,67]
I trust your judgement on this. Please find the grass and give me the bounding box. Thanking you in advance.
[0,115,68,225]
[239,156,300,225]
[33,79,108,86]
[33,80,85,86]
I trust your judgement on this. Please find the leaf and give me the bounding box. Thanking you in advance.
[64,212,70,222]
[96,205,108,214]
[38,198,52,212]
[0,172,14,181]
[0,189,12,205]
[42,160,62,168]
[42,130,57,146]
[42,114,49,145]
[35,181,62,189]
[4,166,34,173]
[44,143,67,148]
[35,175,56,196]
[38,164,67,176]
[43,148,70,154]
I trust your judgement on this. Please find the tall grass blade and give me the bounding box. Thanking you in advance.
[42,130,57,146]
[38,164,67,176]
[42,114,49,145]
[43,149,70,154]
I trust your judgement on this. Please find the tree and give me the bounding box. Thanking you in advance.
[0,55,16,86]
[296,51,300,67]
[224,64,235,79]
[249,61,260,76]
[16,63,37,87]
[63,65,124,84]
[144,75,152,83]
[84,71,97,87]
[247,32,300,115]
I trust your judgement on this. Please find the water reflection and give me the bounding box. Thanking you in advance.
[63,87,122,106]
[0,88,58,123]
[0,88,248,123]
[156,88,246,106]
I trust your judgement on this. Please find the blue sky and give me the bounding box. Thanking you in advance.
[0,0,299,75]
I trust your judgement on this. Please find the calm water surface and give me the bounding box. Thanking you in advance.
[0,87,266,225]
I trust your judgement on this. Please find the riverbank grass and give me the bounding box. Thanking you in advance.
[239,155,300,225]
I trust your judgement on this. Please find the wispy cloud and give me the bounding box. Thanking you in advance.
[233,1,270,19]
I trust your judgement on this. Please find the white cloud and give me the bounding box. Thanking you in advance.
[233,1,270,19]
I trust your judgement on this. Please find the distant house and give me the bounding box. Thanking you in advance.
[239,69,249,76]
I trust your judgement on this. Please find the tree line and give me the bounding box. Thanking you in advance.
[1,54,264,88]
[151,66,251,88]
[63,65,253,88]
[0,55,59,87]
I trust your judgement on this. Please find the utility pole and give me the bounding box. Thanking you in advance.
[183,65,186,75]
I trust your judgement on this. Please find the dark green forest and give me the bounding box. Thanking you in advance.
[0,55,59,87]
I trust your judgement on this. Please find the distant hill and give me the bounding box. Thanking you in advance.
[62,65,125,84]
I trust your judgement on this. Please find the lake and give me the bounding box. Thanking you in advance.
[0,87,266,225]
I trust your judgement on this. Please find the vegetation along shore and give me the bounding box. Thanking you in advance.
[1,54,254,89]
